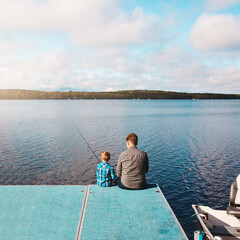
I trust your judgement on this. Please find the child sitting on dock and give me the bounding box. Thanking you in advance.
[96,151,115,187]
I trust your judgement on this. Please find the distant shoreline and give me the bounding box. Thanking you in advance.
[0,89,239,100]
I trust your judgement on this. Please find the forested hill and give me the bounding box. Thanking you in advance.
[0,89,239,100]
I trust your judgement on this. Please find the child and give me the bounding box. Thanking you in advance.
[96,151,115,187]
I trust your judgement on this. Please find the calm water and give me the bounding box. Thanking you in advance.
[0,100,240,239]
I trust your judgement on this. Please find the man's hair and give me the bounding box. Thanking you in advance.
[101,151,111,162]
[126,133,138,146]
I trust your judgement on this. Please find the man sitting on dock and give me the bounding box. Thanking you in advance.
[116,133,149,190]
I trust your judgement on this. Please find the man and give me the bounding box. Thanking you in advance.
[116,133,149,189]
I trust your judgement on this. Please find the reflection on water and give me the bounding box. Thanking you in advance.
[0,100,240,239]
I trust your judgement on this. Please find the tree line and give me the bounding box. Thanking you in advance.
[0,89,239,100]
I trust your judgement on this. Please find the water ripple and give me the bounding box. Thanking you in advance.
[0,100,240,239]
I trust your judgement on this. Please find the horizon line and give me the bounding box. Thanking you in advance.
[1,89,239,95]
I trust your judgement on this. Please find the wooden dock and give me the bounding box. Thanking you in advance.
[0,184,188,240]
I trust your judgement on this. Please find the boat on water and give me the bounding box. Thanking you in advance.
[193,175,240,240]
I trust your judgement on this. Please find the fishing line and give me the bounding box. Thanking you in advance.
[71,120,100,163]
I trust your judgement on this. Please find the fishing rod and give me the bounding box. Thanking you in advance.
[71,120,100,163]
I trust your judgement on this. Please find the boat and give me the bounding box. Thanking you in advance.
[193,175,240,240]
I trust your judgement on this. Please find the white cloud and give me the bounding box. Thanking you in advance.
[0,48,76,90]
[138,46,240,93]
[205,0,240,11]
[0,40,33,56]
[0,45,240,93]
[190,13,240,51]
[1,39,239,94]
[22,49,74,72]
[206,66,240,92]
[0,1,239,94]
[0,0,164,47]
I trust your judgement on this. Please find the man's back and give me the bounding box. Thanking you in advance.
[117,146,149,189]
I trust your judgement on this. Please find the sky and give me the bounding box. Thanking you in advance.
[0,0,240,93]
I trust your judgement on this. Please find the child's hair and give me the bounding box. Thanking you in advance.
[101,151,111,162]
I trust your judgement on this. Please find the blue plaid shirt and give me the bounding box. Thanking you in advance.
[96,162,115,187]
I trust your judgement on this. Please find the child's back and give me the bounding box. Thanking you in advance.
[96,151,115,187]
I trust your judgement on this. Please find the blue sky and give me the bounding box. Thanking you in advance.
[0,0,240,93]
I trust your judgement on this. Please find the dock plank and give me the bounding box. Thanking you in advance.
[80,184,186,240]
[0,185,187,240]
[0,185,85,240]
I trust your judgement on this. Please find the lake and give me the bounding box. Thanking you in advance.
[0,99,240,239]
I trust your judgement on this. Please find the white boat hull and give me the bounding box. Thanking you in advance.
[192,205,240,240]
